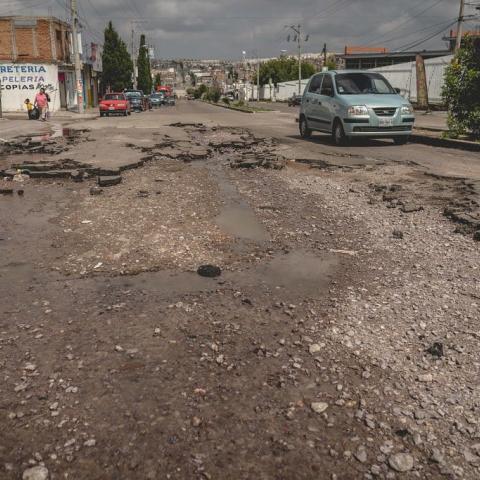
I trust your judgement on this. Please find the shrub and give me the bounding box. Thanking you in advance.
[442,38,480,138]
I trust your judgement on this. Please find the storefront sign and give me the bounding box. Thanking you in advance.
[0,64,56,92]
[0,63,59,111]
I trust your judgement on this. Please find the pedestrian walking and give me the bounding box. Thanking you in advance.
[34,88,50,121]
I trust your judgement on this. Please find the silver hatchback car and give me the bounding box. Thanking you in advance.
[299,70,415,145]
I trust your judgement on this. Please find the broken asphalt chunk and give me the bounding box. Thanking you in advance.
[98,175,122,187]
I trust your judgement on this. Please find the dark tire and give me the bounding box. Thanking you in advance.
[393,136,409,145]
[299,116,312,139]
[124,110,128,117]
[100,112,105,117]
[333,120,348,146]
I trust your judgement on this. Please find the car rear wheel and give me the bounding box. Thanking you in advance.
[333,120,348,146]
[299,116,312,139]
[393,136,409,145]
[124,110,128,117]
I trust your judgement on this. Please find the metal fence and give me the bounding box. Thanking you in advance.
[371,55,453,105]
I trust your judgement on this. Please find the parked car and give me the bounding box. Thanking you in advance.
[288,94,302,106]
[299,70,415,145]
[149,92,165,108]
[165,96,176,106]
[124,90,148,112]
[99,93,131,117]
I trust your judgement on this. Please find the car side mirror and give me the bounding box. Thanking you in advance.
[394,88,401,94]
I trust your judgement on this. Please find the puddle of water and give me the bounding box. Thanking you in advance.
[105,250,338,300]
[204,160,270,244]
[230,250,338,297]
[217,205,269,242]
[108,270,217,297]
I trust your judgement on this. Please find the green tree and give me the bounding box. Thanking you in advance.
[205,86,221,103]
[193,84,207,99]
[101,21,133,92]
[442,38,480,138]
[154,73,162,89]
[258,57,316,86]
[137,34,152,94]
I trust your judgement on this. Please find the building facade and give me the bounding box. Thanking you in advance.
[0,15,100,112]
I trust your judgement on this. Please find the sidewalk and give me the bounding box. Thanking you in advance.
[412,110,480,151]
[414,111,448,132]
[3,108,99,121]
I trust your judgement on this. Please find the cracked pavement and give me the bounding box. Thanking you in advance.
[0,101,479,479]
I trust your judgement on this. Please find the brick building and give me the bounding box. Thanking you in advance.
[0,15,99,112]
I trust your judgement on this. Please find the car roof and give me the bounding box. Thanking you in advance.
[315,70,384,76]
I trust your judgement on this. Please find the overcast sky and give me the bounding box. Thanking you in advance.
[1,0,478,59]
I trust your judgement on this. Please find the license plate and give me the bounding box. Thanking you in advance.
[379,118,393,127]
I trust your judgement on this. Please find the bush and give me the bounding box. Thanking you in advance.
[222,97,230,105]
[442,38,480,138]
[193,84,207,99]
[205,86,221,103]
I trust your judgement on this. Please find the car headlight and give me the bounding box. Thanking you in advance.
[401,104,414,115]
[348,105,369,116]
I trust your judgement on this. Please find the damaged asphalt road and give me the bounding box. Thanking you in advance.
[0,102,480,479]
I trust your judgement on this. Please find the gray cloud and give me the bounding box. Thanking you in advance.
[1,0,475,59]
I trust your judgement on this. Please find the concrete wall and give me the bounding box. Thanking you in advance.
[0,62,61,112]
[370,55,453,105]
[256,79,309,101]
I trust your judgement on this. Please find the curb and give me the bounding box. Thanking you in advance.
[200,100,256,114]
[411,130,480,152]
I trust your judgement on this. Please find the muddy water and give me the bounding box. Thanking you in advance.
[204,161,270,243]
[108,250,338,301]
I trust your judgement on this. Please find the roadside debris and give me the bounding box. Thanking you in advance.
[426,342,444,358]
[197,265,222,278]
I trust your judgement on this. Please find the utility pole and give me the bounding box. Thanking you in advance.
[455,0,465,52]
[257,59,260,102]
[71,0,84,113]
[286,24,308,95]
[131,26,137,89]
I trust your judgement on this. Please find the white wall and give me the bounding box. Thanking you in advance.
[257,79,309,101]
[0,63,61,112]
[371,55,453,105]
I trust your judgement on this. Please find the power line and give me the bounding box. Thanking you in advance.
[395,19,458,51]
[364,0,447,46]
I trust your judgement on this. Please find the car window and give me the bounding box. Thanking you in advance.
[335,73,395,95]
[308,75,323,94]
[320,75,334,96]
[125,91,141,97]
[104,94,123,100]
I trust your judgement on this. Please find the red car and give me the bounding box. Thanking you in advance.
[99,93,131,117]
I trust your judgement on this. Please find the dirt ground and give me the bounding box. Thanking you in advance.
[1,107,479,480]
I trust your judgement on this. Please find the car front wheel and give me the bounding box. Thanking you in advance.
[333,120,348,146]
[299,117,312,139]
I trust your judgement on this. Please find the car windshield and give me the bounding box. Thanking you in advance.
[104,94,123,100]
[335,73,396,95]
[151,93,163,98]
[125,92,141,97]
